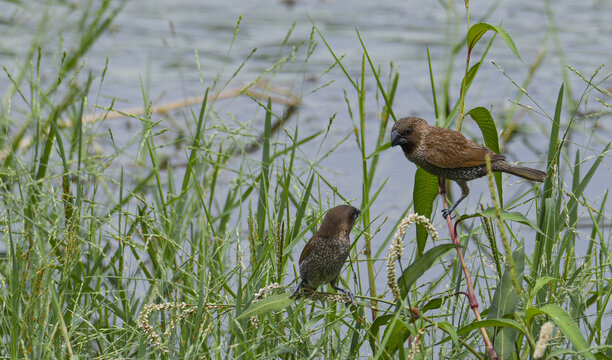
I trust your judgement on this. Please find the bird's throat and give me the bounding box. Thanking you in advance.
[400,142,417,156]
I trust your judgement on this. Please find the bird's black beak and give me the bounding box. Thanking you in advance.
[352,209,361,219]
[390,130,407,147]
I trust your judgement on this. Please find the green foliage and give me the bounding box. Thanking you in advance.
[235,294,294,321]
[0,1,609,359]
[413,169,439,254]
[526,305,596,360]
[466,107,503,204]
[466,22,521,61]
[397,244,460,298]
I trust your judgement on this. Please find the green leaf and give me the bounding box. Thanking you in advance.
[290,173,315,243]
[466,107,500,154]
[604,321,612,359]
[256,98,273,242]
[488,248,525,359]
[526,304,595,360]
[457,318,526,336]
[467,106,503,205]
[528,276,558,301]
[532,84,563,279]
[439,318,527,345]
[462,61,482,90]
[422,297,444,313]
[413,168,439,254]
[466,22,521,60]
[235,293,294,321]
[368,314,393,352]
[398,244,460,298]
[456,207,545,236]
[382,318,411,356]
[566,142,610,222]
[366,141,391,159]
[438,321,459,348]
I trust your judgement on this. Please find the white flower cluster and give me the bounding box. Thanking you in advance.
[138,302,194,353]
[250,283,283,326]
[533,321,555,359]
[138,301,225,353]
[387,213,439,301]
[252,282,282,302]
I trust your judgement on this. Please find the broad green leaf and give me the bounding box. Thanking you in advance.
[488,248,525,359]
[466,107,500,154]
[439,318,526,345]
[456,207,545,236]
[467,22,521,60]
[382,318,411,356]
[438,321,459,347]
[526,304,595,360]
[235,293,294,321]
[528,276,558,301]
[457,318,525,337]
[467,106,503,205]
[422,297,444,313]
[398,244,460,298]
[368,314,393,352]
[413,168,439,254]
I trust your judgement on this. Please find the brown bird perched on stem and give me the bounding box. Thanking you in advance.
[390,117,547,218]
[291,204,360,303]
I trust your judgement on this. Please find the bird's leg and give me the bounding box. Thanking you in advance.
[291,280,315,299]
[442,181,470,219]
[290,281,303,299]
[330,277,354,305]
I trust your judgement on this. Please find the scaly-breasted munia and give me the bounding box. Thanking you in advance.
[390,117,546,218]
[291,204,360,302]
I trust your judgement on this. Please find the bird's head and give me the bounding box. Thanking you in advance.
[390,117,426,153]
[318,204,360,237]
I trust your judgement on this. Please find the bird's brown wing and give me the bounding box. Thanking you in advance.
[299,234,318,264]
[424,127,503,168]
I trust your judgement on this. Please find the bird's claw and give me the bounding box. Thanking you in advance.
[441,208,455,219]
[290,284,302,299]
[343,290,355,306]
[335,288,355,307]
[290,281,314,300]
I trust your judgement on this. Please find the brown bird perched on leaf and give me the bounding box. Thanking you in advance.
[291,204,360,303]
[390,117,547,218]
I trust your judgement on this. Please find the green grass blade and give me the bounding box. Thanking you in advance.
[180,88,208,196]
[427,46,439,123]
[533,84,563,277]
[256,98,273,242]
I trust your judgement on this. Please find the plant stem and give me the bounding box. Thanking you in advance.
[439,179,497,359]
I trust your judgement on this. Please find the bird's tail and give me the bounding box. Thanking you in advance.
[494,162,547,182]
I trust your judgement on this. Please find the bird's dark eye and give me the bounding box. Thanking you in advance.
[403,126,412,136]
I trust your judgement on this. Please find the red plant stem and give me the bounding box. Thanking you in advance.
[438,179,498,359]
